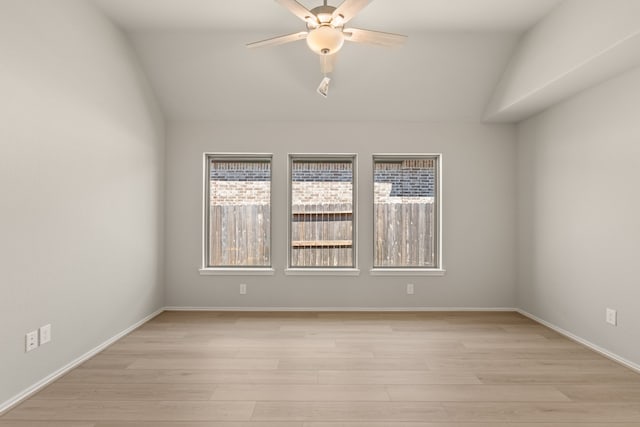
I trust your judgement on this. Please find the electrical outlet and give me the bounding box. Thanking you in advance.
[606,308,617,326]
[406,283,414,295]
[39,324,51,345]
[25,330,38,352]
[239,283,247,295]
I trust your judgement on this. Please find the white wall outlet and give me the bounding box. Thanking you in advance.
[406,283,414,295]
[606,308,617,326]
[25,330,38,352]
[239,283,247,295]
[39,324,51,345]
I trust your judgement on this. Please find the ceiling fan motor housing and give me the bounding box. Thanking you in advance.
[308,5,338,26]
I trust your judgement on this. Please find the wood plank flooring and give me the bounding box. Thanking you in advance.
[2,311,640,426]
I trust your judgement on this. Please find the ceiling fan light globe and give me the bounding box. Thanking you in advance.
[306,25,344,55]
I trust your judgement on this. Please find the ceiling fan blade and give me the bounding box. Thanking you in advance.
[246,31,308,49]
[343,28,407,47]
[332,0,372,24]
[320,53,338,74]
[275,0,317,23]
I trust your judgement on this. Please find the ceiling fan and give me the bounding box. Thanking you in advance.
[247,0,407,88]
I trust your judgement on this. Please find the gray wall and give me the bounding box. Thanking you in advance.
[517,66,640,365]
[165,121,517,308]
[0,0,165,405]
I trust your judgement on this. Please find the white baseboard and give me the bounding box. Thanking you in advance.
[164,306,518,312]
[517,309,640,374]
[0,308,164,415]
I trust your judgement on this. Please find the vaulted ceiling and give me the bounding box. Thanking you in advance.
[92,0,640,122]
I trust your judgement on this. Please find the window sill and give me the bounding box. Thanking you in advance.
[369,268,446,277]
[199,268,275,276]
[285,268,360,276]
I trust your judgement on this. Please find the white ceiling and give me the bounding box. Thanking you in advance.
[92,0,563,121]
[94,0,561,32]
[131,31,518,121]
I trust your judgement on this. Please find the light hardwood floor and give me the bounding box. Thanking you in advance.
[2,311,640,426]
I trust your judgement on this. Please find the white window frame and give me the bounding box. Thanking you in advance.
[285,153,359,276]
[370,153,445,276]
[200,153,275,276]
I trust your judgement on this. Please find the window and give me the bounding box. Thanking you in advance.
[203,154,271,269]
[373,155,441,269]
[288,155,357,269]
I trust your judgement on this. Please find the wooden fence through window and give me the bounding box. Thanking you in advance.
[209,202,435,268]
[290,202,353,267]
[209,204,270,266]
[374,202,436,267]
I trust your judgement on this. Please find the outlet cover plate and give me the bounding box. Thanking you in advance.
[39,324,51,345]
[26,330,38,352]
[240,283,247,295]
[406,283,414,295]
[606,308,617,326]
